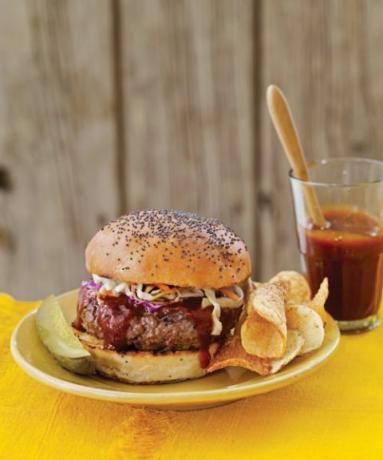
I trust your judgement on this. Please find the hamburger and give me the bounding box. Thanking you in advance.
[73,209,251,384]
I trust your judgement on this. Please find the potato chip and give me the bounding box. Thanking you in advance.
[210,273,329,378]
[269,330,305,373]
[270,271,311,304]
[241,282,287,358]
[208,336,271,376]
[269,271,311,304]
[308,278,329,322]
[207,331,304,376]
[286,303,324,354]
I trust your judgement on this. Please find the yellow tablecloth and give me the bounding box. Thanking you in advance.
[1,293,383,460]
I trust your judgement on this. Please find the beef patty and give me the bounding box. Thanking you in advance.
[74,283,241,352]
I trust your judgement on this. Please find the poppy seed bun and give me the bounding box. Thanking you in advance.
[86,209,251,289]
[74,330,219,383]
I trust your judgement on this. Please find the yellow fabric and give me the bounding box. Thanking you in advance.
[1,293,383,460]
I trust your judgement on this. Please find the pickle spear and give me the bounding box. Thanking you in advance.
[35,295,95,375]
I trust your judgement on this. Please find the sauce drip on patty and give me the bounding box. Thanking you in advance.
[74,284,241,368]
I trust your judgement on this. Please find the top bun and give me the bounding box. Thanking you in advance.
[85,209,251,288]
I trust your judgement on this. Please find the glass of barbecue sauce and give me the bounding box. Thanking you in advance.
[290,157,383,333]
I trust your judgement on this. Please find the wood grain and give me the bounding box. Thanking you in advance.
[0,0,119,298]
[2,0,383,297]
[259,0,383,279]
[119,0,256,258]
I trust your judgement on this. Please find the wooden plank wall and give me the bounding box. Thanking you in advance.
[1,0,383,299]
[119,0,255,256]
[0,0,119,299]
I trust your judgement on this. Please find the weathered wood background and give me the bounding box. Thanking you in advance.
[1,0,383,299]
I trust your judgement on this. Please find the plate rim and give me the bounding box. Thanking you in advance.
[10,299,340,406]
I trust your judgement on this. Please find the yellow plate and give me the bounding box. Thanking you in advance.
[11,289,340,410]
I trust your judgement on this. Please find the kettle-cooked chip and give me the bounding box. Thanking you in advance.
[269,271,311,305]
[286,303,324,354]
[269,330,305,373]
[207,331,304,376]
[208,336,271,376]
[215,273,330,378]
[241,282,287,358]
[308,278,329,322]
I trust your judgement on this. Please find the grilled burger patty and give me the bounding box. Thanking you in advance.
[74,283,241,352]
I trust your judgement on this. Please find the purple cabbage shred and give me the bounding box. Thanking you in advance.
[80,279,166,313]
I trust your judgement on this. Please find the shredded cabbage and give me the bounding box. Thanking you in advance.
[203,289,223,335]
[91,274,244,336]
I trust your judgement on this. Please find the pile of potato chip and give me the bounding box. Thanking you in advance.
[207,271,329,376]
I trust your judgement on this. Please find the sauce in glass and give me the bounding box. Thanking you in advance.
[299,206,383,321]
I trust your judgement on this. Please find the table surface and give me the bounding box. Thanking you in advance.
[1,293,383,460]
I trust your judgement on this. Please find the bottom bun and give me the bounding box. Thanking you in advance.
[73,329,218,384]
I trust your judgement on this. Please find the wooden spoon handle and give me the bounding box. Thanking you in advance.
[267,85,327,228]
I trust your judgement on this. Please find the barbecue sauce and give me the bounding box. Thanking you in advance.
[300,206,383,321]
[75,290,240,367]
[187,303,214,368]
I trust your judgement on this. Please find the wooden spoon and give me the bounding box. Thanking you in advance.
[266,85,327,228]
